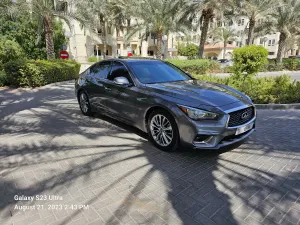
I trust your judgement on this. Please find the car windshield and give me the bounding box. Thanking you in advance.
[127,61,191,84]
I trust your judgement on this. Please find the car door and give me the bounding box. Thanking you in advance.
[102,61,139,122]
[85,61,111,110]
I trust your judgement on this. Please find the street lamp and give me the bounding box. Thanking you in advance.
[162,35,168,60]
[64,31,72,56]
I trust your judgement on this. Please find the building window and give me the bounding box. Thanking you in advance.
[107,25,112,35]
[272,39,275,46]
[94,48,101,56]
[260,38,264,44]
[150,32,156,39]
[228,20,233,26]
[268,52,275,55]
[268,40,271,46]
[97,28,102,35]
[238,19,245,26]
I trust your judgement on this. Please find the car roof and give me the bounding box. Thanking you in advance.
[103,57,161,63]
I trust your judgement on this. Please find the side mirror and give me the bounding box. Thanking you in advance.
[113,77,131,86]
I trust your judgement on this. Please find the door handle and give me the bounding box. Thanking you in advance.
[104,86,111,91]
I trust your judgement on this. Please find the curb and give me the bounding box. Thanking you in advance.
[255,104,300,110]
[43,80,75,87]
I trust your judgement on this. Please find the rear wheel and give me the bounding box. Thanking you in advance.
[147,109,179,151]
[78,91,93,116]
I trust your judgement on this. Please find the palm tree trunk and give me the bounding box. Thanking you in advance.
[277,32,287,63]
[43,16,55,59]
[156,31,163,59]
[100,14,107,59]
[198,9,213,58]
[247,17,255,45]
[223,42,227,59]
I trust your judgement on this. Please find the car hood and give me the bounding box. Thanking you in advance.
[145,80,250,107]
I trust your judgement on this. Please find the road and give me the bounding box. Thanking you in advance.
[215,71,300,81]
[1,81,300,225]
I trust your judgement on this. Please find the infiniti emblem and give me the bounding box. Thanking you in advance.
[241,112,249,119]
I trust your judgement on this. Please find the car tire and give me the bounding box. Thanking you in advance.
[78,91,93,116]
[147,109,179,151]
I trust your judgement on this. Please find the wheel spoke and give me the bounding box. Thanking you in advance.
[164,132,172,141]
[162,132,168,144]
[163,125,172,131]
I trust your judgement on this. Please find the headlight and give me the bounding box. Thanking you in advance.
[178,105,219,120]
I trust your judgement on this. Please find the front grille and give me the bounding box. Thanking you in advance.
[228,106,255,127]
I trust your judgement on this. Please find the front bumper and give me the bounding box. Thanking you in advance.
[177,106,256,150]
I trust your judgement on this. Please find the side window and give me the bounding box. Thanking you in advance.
[107,62,132,83]
[90,62,111,79]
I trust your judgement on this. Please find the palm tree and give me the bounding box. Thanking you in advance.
[28,0,79,59]
[211,26,238,58]
[124,0,192,58]
[76,0,130,59]
[270,0,300,62]
[284,35,300,56]
[191,0,231,58]
[233,0,277,45]
[0,0,26,17]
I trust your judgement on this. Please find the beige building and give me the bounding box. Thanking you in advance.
[63,1,299,62]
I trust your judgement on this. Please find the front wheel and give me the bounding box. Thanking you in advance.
[78,91,93,116]
[147,109,179,151]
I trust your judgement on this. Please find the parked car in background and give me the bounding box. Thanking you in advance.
[218,59,233,67]
[75,59,256,151]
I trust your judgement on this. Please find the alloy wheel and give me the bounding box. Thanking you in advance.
[79,92,89,114]
[150,114,173,147]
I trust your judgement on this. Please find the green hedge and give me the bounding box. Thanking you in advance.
[193,74,300,104]
[88,56,102,62]
[2,59,81,87]
[167,59,221,74]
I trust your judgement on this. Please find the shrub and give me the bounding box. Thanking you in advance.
[193,73,300,104]
[266,63,284,72]
[232,45,268,78]
[178,44,198,59]
[282,58,300,71]
[0,38,25,64]
[0,69,10,86]
[167,59,221,74]
[88,56,101,62]
[3,59,81,87]
[224,66,234,73]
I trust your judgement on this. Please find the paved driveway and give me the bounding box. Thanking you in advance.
[0,81,300,225]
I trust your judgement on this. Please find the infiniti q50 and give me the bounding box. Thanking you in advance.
[75,59,256,151]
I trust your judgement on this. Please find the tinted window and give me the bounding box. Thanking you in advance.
[90,62,111,79]
[127,61,191,84]
[107,62,132,82]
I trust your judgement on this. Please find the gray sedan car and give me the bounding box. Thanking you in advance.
[75,59,256,151]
